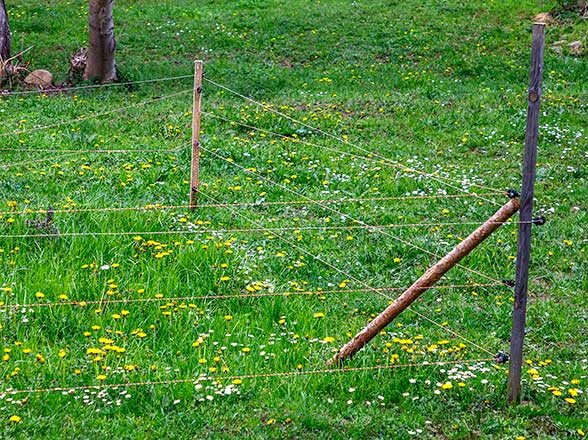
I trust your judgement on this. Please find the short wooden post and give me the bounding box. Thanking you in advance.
[190,60,204,209]
[328,197,520,366]
[507,23,545,403]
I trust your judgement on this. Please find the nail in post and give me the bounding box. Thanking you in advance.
[507,23,545,404]
[190,60,204,209]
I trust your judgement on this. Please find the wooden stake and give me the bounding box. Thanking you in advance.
[328,197,520,366]
[507,23,545,404]
[190,60,204,209]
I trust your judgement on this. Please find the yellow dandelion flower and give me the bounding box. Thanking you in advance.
[9,415,21,423]
[568,388,579,397]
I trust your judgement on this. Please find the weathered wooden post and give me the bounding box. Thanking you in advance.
[507,23,545,403]
[190,60,204,209]
[328,197,520,366]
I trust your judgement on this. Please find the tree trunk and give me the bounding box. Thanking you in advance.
[84,0,116,83]
[0,0,10,62]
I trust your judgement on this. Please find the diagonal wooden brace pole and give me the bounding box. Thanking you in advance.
[328,197,520,366]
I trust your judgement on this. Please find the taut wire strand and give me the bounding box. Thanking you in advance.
[0,284,504,310]
[0,89,192,138]
[0,74,193,96]
[0,221,527,240]
[0,193,504,217]
[4,358,494,395]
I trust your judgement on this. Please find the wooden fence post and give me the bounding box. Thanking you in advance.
[507,23,545,403]
[190,60,204,209]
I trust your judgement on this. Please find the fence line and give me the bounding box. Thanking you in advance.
[201,109,503,206]
[199,153,508,357]
[0,74,193,97]
[0,193,504,218]
[0,147,182,154]
[0,283,505,310]
[199,190,498,358]
[0,219,527,240]
[203,77,505,202]
[0,152,86,170]
[200,146,507,287]
[0,89,192,138]
[4,357,494,395]
[0,73,509,376]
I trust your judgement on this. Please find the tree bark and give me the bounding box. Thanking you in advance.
[0,0,10,62]
[84,0,116,83]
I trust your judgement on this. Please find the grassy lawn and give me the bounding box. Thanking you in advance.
[1,0,587,438]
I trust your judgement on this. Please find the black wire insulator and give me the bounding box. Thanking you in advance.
[494,352,509,364]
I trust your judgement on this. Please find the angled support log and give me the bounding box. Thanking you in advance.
[328,197,520,366]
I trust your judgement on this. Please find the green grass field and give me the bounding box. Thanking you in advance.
[1,0,587,438]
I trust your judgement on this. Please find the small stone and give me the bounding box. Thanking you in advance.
[24,69,53,88]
